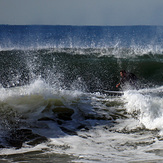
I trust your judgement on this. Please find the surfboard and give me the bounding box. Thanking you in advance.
[103,90,124,96]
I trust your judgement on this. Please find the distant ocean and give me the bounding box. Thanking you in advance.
[0,25,163,162]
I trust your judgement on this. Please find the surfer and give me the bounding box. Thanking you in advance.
[116,70,138,89]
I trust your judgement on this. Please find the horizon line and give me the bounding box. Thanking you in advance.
[0,24,163,27]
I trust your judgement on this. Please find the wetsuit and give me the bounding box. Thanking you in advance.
[120,72,138,89]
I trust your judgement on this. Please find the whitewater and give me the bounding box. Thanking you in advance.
[0,25,163,162]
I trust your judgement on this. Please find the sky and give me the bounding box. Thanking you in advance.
[0,0,163,26]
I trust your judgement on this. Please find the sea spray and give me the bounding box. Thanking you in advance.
[0,25,163,162]
[123,88,163,132]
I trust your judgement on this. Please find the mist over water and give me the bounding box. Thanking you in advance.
[0,25,163,162]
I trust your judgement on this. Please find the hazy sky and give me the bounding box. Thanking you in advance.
[0,0,163,25]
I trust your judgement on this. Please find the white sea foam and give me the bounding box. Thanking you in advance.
[123,87,163,133]
[0,83,163,162]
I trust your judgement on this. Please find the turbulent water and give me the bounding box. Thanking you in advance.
[0,25,163,162]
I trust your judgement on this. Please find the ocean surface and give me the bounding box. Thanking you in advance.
[0,25,163,162]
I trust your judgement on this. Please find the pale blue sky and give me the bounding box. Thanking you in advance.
[0,0,163,25]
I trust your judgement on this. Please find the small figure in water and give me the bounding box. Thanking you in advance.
[116,70,138,89]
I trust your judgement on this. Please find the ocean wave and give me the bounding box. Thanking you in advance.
[1,25,163,162]
[0,79,162,163]
[123,87,163,133]
[1,46,163,57]
[0,79,124,148]
[0,47,162,91]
